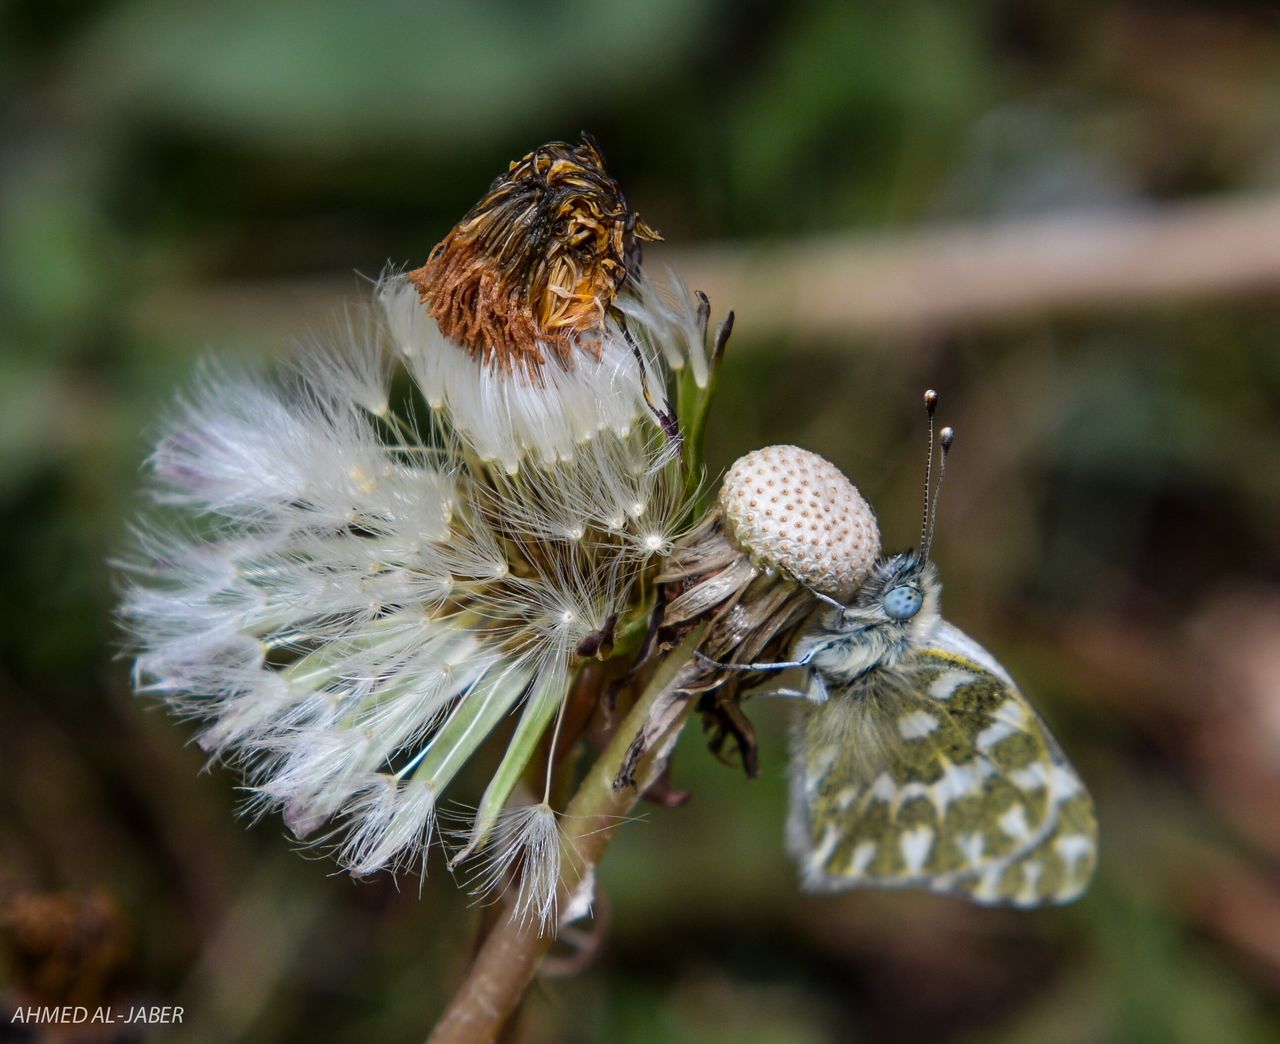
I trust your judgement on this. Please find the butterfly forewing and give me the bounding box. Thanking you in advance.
[789,627,1097,906]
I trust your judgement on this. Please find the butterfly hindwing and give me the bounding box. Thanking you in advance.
[788,622,1097,906]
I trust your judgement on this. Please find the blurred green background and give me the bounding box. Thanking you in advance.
[3,1,1280,1041]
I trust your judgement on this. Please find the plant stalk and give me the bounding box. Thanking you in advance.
[426,632,701,1044]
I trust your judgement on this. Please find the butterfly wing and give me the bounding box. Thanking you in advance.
[787,621,1097,906]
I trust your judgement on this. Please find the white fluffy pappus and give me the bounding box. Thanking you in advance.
[120,274,711,907]
[380,267,708,474]
[462,802,578,934]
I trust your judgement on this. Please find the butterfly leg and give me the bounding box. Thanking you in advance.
[694,654,805,672]
[694,640,833,674]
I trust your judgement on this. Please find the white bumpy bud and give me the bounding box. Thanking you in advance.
[719,445,880,599]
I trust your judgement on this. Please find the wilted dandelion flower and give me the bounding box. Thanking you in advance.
[381,136,674,473]
[120,137,714,930]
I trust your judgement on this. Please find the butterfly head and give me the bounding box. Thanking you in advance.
[853,550,940,624]
[804,551,941,678]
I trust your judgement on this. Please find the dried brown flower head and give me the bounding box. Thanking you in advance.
[409,135,661,375]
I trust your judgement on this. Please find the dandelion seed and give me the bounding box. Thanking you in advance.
[465,803,576,934]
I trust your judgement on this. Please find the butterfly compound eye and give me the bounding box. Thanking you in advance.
[883,585,923,620]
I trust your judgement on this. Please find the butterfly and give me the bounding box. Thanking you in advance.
[708,393,1097,906]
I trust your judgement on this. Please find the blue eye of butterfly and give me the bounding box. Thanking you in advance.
[883,585,923,620]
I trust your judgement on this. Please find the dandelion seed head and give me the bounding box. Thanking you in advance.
[121,137,721,897]
[122,316,698,880]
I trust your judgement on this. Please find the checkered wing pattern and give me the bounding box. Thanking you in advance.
[788,624,1096,906]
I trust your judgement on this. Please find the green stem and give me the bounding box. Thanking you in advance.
[425,630,702,1044]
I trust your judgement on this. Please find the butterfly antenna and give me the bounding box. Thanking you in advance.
[920,389,938,555]
[923,426,954,561]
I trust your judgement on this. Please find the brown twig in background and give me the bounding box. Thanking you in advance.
[131,194,1280,350]
[674,193,1280,333]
